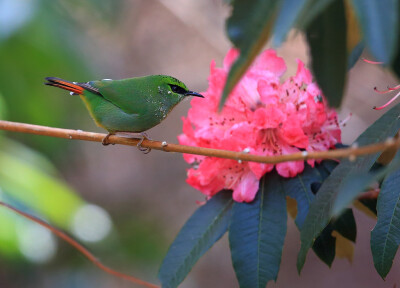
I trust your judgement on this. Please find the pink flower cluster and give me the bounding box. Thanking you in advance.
[179,49,341,202]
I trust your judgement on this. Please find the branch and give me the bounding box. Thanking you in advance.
[0,201,159,288]
[0,120,399,164]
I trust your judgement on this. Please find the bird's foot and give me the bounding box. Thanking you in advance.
[102,133,115,146]
[137,132,152,154]
[114,132,152,154]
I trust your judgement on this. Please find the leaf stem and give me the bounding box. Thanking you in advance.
[0,120,399,164]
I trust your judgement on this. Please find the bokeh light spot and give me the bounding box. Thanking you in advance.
[71,204,112,243]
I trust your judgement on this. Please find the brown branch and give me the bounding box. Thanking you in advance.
[0,201,159,288]
[0,120,399,164]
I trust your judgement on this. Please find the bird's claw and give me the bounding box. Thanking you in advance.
[137,132,152,154]
[138,146,151,154]
[102,133,115,146]
[102,132,150,153]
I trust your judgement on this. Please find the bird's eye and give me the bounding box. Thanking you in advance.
[169,84,187,94]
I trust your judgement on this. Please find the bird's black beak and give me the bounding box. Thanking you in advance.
[185,91,204,98]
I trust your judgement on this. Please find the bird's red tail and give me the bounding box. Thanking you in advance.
[44,77,85,95]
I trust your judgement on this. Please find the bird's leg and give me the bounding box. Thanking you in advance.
[114,132,152,154]
[137,132,152,154]
[102,133,115,146]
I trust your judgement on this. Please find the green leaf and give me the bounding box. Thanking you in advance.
[229,172,287,288]
[318,160,339,180]
[158,191,233,288]
[306,0,347,108]
[312,223,336,267]
[350,0,399,64]
[332,150,400,217]
[312,209,357,267]
[273,0,341,46]
[348,41,364,70]
[332,209,357,242]
[295,0,337,30]
[332,169,381,217]
[393,47,400,78]
[297,101,400,273]
[371,153,400,279]
[393,2,400,79]
[282,164,348,267]
[282,164,321,228]
[272,0,308,46]
[220,0,280,109]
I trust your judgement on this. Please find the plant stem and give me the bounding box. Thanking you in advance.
[0,120,399,164]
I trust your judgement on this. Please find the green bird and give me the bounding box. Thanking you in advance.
[44,76,203,152]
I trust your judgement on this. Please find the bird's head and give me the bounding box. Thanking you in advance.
[157,75,204,101]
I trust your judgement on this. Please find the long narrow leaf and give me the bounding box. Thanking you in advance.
[348,42,364,70]
[332,209,356,242]
[312,223,335,267]
[272,0,308,46]
[282,164,320,228]
[229,172,287,288]
[295,0,337,30]
[371,152,400,279]
[158,191,233,288]
[220,0,280,109]
[312,209,357,267]
[306,0,347,107]
[394,2,400,78]
[350,0,399,64]
[297,102,400,273]
[332,148,400,217]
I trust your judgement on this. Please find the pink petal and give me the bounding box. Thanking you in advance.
[294,59,312,85]
[254,107,286,129]
[223,48,240,70]
[306,82,321,98]
[232,171,260,202]
[181,117,194,139]
[254,49,287,76]
[225,76,260,109]
[208,61,227,101]
[248,161,274,179]
[221,122,257,151]
[276,147,304,177]
[187,170,223,198]
[257,80,280,105]
[279,116,309,148]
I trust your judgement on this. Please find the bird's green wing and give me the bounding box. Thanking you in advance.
[89,77,158,115]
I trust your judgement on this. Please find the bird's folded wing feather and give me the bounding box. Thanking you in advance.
[89,78,152,116]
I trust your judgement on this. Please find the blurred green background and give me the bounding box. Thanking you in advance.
[1,0,400,287]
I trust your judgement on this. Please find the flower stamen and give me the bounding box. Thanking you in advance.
[373,90,400,110]
[362,58,384,65]
[363,58,400,110]
[339,113,352,128]
[374,85,400,94]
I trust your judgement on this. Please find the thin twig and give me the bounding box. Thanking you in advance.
[0,120,399,164]
[0,201,160,288]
